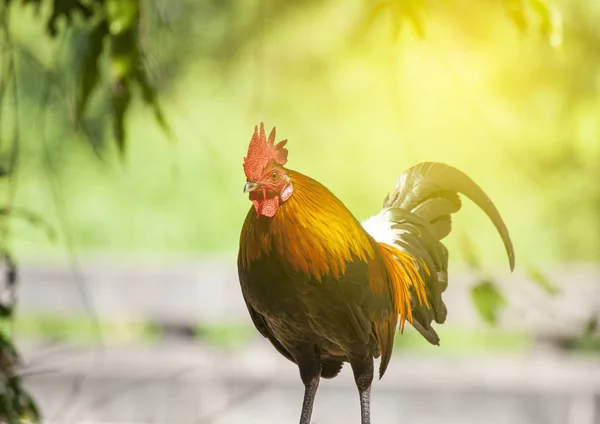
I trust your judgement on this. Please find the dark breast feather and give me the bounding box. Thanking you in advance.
[237,252,297,364]
[245,299,297,364]
[238,248,392,363]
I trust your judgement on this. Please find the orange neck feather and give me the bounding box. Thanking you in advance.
[239,170,376,281]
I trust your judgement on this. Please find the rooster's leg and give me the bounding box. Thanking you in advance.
[350,357,374,424]
[299,375,319,424]
[298,357,321,424]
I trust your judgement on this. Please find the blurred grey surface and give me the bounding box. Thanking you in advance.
[14,259,600,424]
[21,342,600,424]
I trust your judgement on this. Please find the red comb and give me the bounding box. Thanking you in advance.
[243,123,288,181]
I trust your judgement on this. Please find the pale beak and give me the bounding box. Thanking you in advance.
[244,182,260,193]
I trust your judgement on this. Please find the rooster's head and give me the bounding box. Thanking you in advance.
[243,123,293,218]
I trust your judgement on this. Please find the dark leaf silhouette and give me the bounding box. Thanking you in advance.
[471,279,507,326]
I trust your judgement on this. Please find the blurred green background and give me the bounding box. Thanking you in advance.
[2,0,598,266]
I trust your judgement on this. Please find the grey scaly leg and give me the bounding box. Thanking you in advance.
[350,357,374,424]
[297,351,321,424]
[299,376,319,424]
[358,384,371,424]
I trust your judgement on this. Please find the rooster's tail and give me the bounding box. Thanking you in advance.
[362,162,515,345]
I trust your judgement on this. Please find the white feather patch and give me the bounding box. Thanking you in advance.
[361,212,397,246]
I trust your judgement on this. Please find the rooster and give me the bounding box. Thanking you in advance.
[238,123,514,424]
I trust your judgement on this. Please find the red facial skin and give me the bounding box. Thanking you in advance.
[248,164,293,218]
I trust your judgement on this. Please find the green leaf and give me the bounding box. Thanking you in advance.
[17,391,41,423]
[352,1,389,44]
[529,0,563,48]
[393,0,426,39]
[106,0,139,36]
[503,0,563,47]
[107,1,139,154]
[110,32,137,81]
[112,78,132,155]
[471,279,507,326]
[106,1,170,151]
[46,0,95,37]
[135,63,172,139]
[355,0,426,42]
[573,317,600,353]
[76,19,108,124]
[503,0,528,33]
[526,264,559,295]
[0,249,17,326]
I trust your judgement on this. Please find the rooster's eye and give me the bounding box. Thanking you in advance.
[270,171,280,181]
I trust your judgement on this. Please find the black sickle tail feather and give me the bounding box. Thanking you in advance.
[382,162,515,345]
